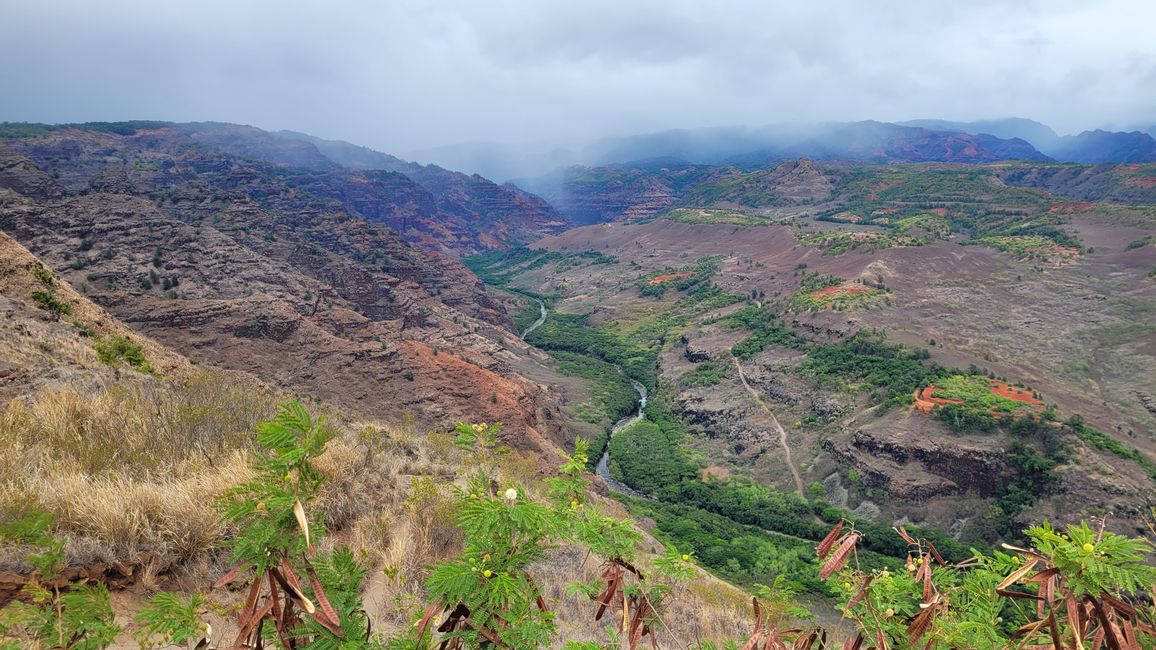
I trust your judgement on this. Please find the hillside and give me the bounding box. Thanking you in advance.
[517,158,1156,224]
[0,132,583,453]
[1,125,1154,649]
[0,122,567,254]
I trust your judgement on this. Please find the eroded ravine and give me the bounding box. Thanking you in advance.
[730,354,807,497]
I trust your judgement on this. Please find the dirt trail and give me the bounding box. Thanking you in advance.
[730,355,807,497]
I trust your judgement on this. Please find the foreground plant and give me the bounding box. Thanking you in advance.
[815,518,1155,649]
[0,513,120,649]
[211,401,377,649]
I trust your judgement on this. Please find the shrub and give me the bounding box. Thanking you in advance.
[93,335,153,373]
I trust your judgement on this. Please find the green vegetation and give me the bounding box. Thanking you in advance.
[92,335,153,373]
[970,235,1080,262]
[638,255,725,298]
[1065,416,1156,481]
[463,246,616,287]
[30,290,71,318]
[608,419,695,495]
[2,400,1154,648]
[789,273,887,310]
[511,297,544,333]
[525,311,657,387]
[720,303,804,360]
[794,229,926,255]
[680,359,727,387]
[0,120,172,139]
[0,513,121,648]
[800,330,939,407]
[29,266,71,318]
[892,213,951,236]
[1125,234,1154,249]
[550,351,639,424]
[932,374,1029,413]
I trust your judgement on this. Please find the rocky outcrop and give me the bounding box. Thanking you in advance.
[0,145,62,200]
[823,426,1010,500]
[681,334,713,362]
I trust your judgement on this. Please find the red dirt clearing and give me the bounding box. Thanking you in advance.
[911,381,1045,414]
[911,385,961,413]
[809,283,873,300]
[987,381,1045,409]
[648,272,694,285]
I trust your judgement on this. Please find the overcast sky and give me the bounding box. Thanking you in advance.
[2,0,1154,154]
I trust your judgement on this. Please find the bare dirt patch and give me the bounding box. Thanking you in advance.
[809,282,873,301]
[648,272,694,285]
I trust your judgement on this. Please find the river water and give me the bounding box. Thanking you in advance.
[520,300,649,497]
[519,300,547,340]
[595,376,648,497]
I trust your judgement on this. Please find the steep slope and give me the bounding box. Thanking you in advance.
[0,225,193,402]
[0,134,572,452]
[0,121,566,254]
[275,130,571,247]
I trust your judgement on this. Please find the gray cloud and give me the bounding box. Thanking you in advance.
[1,0,1153,155]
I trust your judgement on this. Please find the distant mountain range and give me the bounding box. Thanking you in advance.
[899,118,1156,164]
[413,119,1156,180]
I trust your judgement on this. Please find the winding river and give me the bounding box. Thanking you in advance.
[519,300,547,340]
[520,299,649,496]
[595,375,648,497]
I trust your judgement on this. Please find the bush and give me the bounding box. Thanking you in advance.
[30,290,71,317]
[93,335,153,373]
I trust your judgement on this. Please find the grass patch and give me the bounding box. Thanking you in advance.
[795,229,927,255]
[549,351,639,424]
[680,360,727,387]
[970,235,1080,263]
[932,375,1028,413]
[789,273,888,310]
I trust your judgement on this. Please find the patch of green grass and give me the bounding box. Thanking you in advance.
[1125,235,1153,250]
[512,298,544,333]
[932,375,1026,413]
[970,235,1080,262]
[463,247,616,287]
[549,351,639,423]
[680,360,727,387]
[795,229,927,255]
[1066,420,1156,482]
[30,290,71,317]
[789,273,888,310]
[892,213,953,237]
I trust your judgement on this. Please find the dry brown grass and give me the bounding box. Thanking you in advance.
[0,371,274,573]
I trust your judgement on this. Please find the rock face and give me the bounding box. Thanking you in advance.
[2,122,567,255]
[274,131,570,247]
[0,125,573,451]
[0,145,61,200]
[825,428,1010,500]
